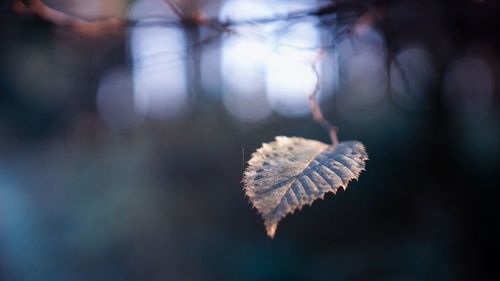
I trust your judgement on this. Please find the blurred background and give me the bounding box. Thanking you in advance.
[1,0,499,280]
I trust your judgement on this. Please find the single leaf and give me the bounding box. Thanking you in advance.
[243,136,368,238]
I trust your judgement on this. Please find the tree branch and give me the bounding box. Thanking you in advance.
[14,0,366,36]
[309,56,339,147]
[221,0,365,27]
[13,0,125,37]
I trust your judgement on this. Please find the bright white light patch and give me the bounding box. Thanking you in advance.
[266,54,318,116]
[266,18,320,117]
[220,0,274,122]
[130,0,187,119]
[220,0,320,121]
[222,36,272,122]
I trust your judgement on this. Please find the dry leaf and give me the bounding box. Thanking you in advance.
[243,136,368,238]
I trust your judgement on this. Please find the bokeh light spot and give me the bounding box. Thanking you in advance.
[97,68,145,129]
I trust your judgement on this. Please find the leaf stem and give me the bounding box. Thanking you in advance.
[309,60,339,147]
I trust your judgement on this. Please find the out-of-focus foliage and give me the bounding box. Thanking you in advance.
[1,0,500,280]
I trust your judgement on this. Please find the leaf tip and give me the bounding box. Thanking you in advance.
[266,223,277,238]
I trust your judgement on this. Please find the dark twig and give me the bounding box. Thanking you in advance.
[392,57,414,100]
[221,1,364,27]
[309,56,339,147]
[163,0,184,19]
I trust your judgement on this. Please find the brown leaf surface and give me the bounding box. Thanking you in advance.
[243,136,368,238]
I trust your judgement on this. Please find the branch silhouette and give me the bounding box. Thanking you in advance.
[13,0,368,37]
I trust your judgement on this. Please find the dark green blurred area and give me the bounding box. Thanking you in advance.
[1,1,500,281]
